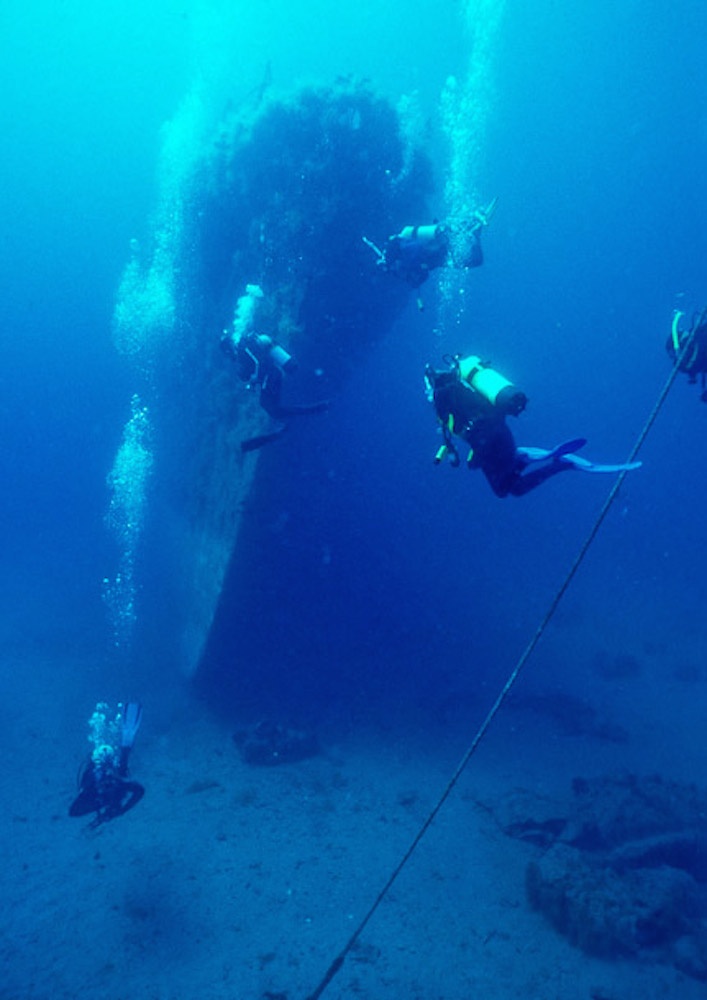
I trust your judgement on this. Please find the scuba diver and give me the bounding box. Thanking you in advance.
[666,308,707,401]
[363,198,497,289]
[425,355,641,498]
[69,702,144,828]
[221,284,328,451]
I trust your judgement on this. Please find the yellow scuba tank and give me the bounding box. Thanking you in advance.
[457,355,527,416]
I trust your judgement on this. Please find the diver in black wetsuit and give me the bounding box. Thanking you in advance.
[667,308,707,401]
[364,199,496,289]
[69,702,144,828]
[379,223,455,288]
[221,332,329,451]
[425,356,641,498]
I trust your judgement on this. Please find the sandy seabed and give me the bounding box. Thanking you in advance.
[1,640,705,1000]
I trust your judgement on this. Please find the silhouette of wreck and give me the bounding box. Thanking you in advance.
[111,77,432,683]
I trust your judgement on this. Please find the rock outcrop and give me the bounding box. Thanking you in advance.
[485,773,707,981]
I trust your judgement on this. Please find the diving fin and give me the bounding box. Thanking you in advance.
[120,703,143,748]
[517,438,587,464]
[557,454,642,474]
[240,423,288,452]
[517,439,641,474]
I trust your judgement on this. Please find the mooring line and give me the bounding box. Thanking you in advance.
[303,313,702,1000]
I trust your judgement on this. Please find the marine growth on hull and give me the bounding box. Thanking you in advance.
[110,78,432,675]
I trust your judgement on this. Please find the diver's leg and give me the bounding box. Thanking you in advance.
[479,423,517,497]
[260,371,328,419]
[259,371,285,417]
[508,457,573,496]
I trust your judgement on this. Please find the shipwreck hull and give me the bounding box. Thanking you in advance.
[114,79,432,679]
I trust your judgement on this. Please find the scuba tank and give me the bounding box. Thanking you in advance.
[236,334,298,385]
[398,224,441,245]
[247,333,297,374]
[456,355,527,416]
[254,335,297,375]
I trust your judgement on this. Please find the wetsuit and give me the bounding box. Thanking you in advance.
[430,370,570,498]
[69,758,144,827]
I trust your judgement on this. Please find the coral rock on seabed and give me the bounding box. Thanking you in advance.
[484,773,707,980]
[234,721,320,766]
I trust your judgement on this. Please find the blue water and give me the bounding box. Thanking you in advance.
[2,1,707,996]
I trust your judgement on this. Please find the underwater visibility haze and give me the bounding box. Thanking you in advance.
[2,0,707,997]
